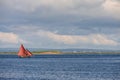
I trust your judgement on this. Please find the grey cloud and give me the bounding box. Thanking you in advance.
[0,0,120,49]
[0,0,119,26]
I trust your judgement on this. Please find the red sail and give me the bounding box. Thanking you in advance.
[26,49,33,57]
[18,44,33,58]
[18,44,27,57]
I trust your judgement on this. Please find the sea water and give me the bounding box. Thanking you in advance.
[0,54,120,80]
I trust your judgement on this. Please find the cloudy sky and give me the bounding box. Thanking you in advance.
[0,0,120,49]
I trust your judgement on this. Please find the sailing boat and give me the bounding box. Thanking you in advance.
[18,44,33,58]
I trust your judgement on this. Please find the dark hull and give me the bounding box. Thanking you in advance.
[18,56,32,58]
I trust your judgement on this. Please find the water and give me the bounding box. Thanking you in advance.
[0,54,120,80]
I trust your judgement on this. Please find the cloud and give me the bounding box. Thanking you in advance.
[102,0,120,19]
[0,0,119,20]
[0,0,103,12]
[0,32,26,44]
[0,0,120,49]
[37,30,117,46]
[0,0,104,18]
[0,0,120,26]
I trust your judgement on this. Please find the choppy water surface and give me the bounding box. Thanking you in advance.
[0,54,120,80]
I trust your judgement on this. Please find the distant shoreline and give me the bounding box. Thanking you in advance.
[0,51,120,55]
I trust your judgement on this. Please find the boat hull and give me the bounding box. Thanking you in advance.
[18,56,31,58]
